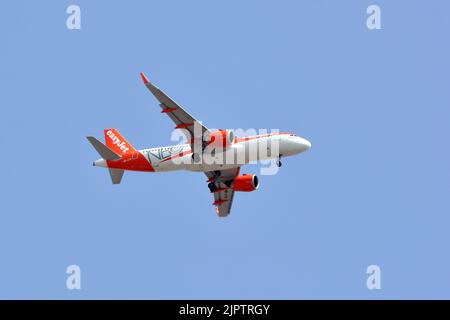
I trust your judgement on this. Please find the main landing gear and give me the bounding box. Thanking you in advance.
[208,171,233,192]
[208,182,217,192]
[192,152,201,163]
[208,170,221,192]
[192,142,210,163]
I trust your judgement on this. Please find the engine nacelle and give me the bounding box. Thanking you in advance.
[206,130,234,149]
[233,174,259,192]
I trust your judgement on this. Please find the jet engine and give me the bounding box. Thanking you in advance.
[206,130,235,149]
[233,174,259,192]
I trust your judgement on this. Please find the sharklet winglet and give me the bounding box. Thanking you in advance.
[140,72,149,84]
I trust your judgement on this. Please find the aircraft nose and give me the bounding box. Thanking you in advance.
[303,138,311,150]
[296,136,311,152]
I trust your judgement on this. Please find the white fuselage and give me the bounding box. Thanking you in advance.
[94,133,311,172]
[94,133,311,173]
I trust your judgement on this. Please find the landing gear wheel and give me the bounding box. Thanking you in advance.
[276,155,282,168]
[192,153,201,163]
[208,182,217,193]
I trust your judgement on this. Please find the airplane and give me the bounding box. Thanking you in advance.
[87,72,311,217]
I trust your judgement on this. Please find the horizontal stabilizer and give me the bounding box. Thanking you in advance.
[86,136,121,161]
[108,168,124,184]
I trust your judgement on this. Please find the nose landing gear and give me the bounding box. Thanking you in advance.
[276,155,282,168]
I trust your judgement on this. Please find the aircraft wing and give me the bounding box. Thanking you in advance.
[205,167,241,217]
[140,72,211,150]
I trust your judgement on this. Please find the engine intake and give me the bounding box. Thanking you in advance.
[233,174,259,192]
[206,130,234,149]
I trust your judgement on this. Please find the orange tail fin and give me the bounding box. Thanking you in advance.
[104,128,136,155]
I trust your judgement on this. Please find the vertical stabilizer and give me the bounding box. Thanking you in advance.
[104,128,136,155]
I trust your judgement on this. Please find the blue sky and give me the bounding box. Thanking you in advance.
[1,0,449,299]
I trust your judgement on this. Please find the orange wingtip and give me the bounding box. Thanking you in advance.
[140,72,149,84]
